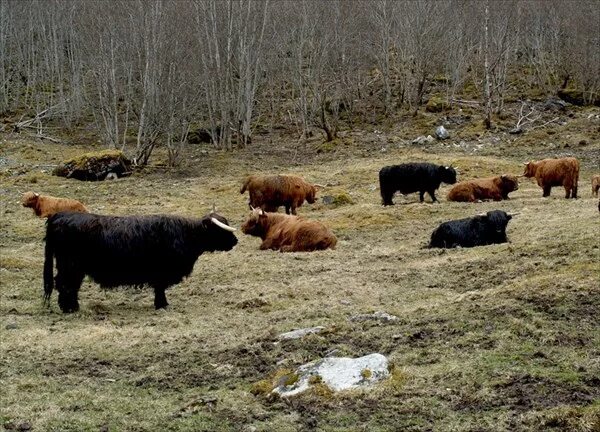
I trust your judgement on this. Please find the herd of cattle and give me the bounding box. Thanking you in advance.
[20,156,598,313]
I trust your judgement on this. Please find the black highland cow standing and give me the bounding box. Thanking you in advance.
[44,212,238,312]
[379,163,457,205]
[429,210,514,248]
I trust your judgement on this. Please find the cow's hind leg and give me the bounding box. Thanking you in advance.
[55,265,83,313]
[153,286,169,310]
[428,190,438,203]
[571,184,577,199]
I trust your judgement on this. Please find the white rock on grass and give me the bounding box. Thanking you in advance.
[435,125,450,140]
[277,326,325,340]
[412,135,435,145]
[273,353,389,397]
[349,311,398,323]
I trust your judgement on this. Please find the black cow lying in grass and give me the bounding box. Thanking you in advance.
[379,162,457,205]
[429,210,514,249]
[44,212,238,313]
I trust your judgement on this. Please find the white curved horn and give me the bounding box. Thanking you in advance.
[510,212,520,216]
[313,183,325,188]
[211,217,236,232]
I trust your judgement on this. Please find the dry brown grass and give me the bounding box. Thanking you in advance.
[1,124,599,431]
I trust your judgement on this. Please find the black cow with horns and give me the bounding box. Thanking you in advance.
[379,162,457,205]
[43,211,238,313]
[429,210,515,249]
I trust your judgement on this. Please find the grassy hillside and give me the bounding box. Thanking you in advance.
[1,106,599,431]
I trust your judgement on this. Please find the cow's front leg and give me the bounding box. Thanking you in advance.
[153,286,168,309]
[543,185,551,197]
[260,238,276,250]
[419,191,425,202]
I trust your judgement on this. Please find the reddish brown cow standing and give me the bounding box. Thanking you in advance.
[447,175,519,202]
[22,191,89,218]
[241,208,337,252]
[523,157,580,198]
[240,175,319,215]
[592,174,600,196]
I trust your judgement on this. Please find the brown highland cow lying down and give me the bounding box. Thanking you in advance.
[523,157,579,198]
[240,174,320,215]
[22,191,88,218]
[447,175,519,202]
[241,208,336,252]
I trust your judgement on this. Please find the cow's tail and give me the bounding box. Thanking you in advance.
[240,176,252,194]
[43,223,55,305]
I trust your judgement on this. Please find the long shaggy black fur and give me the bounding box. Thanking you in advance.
[429,210,512,249]
[379,162,457,205]
[44,212,238,313]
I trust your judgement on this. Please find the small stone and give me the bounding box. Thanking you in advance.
[5,322,18,330]
[17,422,32,431]
[411,135,435,145]
[349,311,399,323]
[322,195,335,205]
[509,127,523,135]
[278,326,325,340]
[435,125,450,140]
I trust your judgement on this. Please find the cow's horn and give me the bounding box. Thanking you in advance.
[34,192,40,197]
[510,212,520,216]
[250,205,255,211]
[314,183,325,188]
[477,213,486,217]
[212,203,216,213]
[211,217,236,232]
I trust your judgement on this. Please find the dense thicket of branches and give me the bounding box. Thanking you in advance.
[2,0,598,164]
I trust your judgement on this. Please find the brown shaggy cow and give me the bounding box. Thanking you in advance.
[240,175,319,215]
[523,157,580,198]
[592,174,600,196]
[22,191,88,218]
[447,175,519,202]
[241,208,336,252]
